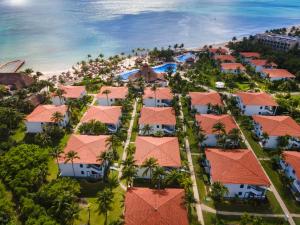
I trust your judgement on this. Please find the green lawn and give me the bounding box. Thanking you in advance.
[75,173,125,225]
[293,217,300,225]
[191,155,207,202]
[261,161,300,213]
[129,101,142,142]
[47,159,58,182]
[203,212,288,225]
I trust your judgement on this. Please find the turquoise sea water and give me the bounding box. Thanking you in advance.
[1,0,300,71]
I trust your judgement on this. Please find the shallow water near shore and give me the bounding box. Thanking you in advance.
[1,0,300,71]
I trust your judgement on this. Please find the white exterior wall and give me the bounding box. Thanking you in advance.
[59,163,105,179]
[97,97,123,106]
[192,105,208,114]
[280,160,300,194]
[221,69,244,75]
[25,113,69,133]
[223,183,267,199]
[139,124,175,135]
[237,97,276,116]
[51,91,87,105]
[143,98,171,107]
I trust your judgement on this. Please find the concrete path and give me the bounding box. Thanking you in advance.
[178,96,205,225]
[201,204,285,218]
[118,99,138,190]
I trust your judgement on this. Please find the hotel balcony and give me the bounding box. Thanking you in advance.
[161,99,172,106]
[107,124,118,133]
[162,125,175,134]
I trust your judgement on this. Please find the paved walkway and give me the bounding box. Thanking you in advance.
[178,96,205,225]
[118,99,138,190]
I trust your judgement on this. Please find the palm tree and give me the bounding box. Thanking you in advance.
[184,188,196,215]
[165,170,183,186]
[211,181,229,202]
[64,150,80,177]
[261,132,269,146]
[141,124,153,135]
[142,157,158,183]
[121,156,136,168]
[51,111,64,125]
[97,188,114,225]
[121,165,137,187]
[227,128,242,147]
[105,135,121,161]
[152,166,166,189]
[102,89,111,106]
[277,135,291,150]
[55,88,66,104]
[151,84,158,107]
[212,122,225,135]
[50,146,64,175]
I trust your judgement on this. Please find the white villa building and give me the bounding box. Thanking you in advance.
[25,105,69,133]
[80,106,122,133]
[204,148,270,199]
[134,136,181,178]
[239,52,260,63]
[97,86,128,106]
[221,63,246,74]
[249,59,277,73]
[236,92,278,116]
[252,115,300,149]
[189,92,223,114]
[51,85,86,105]
[59,134,109,179]
[280,151,300,200]
[143,87,173,107]
[261,69,296,81]
[139,107,176,135]
[195,114,238,146]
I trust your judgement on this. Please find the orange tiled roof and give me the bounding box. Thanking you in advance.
[97,86,128,99]
[125,188,189,225]
[252,115,300,137]
[208,48,228,54]
[236,92,278,106]
[282,151,300,178]
[80,106,121,124]
[143,87,173,100]
[189,92,223,106]
[240,52,260,58]
[139,107,176,125]
[262,69,295,79]
[250,59,277,67]
[59,134,109,164]
[195,114,237,134]
[134,136,181,167]
[26,105,67,122]
[206,148,270,186]
[221,63,246,71]
[54,85,85,99]
[214,55,236,62]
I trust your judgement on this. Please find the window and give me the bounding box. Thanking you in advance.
[81,171,84,175]
[157,125,159,128]
[243,105,246,109]
[260,106,263,109]
[247,186,251,189]
[240,184,244,188]
[110,99,113,102]
[80,164,83,168]
[238,192,242,196]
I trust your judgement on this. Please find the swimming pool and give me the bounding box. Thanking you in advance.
[176,53,195,63]
[119,63,177,80]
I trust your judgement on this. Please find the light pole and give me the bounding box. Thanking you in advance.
[87,204,91,225]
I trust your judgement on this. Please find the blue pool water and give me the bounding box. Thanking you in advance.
[120,63,177,80]
[1,0,300,71]
[176,53,195,63]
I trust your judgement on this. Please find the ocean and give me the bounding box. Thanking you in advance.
[1,0,300,72]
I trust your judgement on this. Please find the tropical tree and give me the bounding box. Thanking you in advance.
[227,128,242,147]
[105,135,121,161]
[121,165,137,187]
[151,84,158,106]
[261,132,269,146]
[50,147,64,175]
[141,124,153,135]
[212,122,226,135]
[55,88,66,103]
[97,188,114,225]
[142,157,158,183]
[102,89,111,106]
[64,151,80,177]
[211,182,229,202]
[184,188,196,215]
[51,111,64,124]
[152,166,166,189]
[277,135,291,150]
[165,170,183,186]
[121,156,136,168]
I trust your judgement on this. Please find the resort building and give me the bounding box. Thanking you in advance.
[80,106,122,133]
[25,105,69,133]
[0,72,34,91]
[195,114,237,146]
[143,87,173,107]
[249,59,277,73]
[134,136,181,178]
[124,188,189,225]
[261,69,295,81]
[256,33,300,51]
[239,52,260,63]
[213,55,236,63]
[51,85,86,105]
[208,48,228,56]
[204,148,270,199]
[189,92,223,114]
[97,86,128,106]
[139,107,176,135]
[252,115,300,149]
[59,134,109,179]
[221,63,246,74]
[280,151,300,199]
[236,92,278,116]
